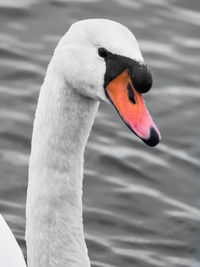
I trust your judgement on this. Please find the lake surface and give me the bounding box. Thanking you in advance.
[0,0,200,266]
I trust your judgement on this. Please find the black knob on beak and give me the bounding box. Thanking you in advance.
[131,63,153,94]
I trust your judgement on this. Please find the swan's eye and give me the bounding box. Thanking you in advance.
[98,47,108,58]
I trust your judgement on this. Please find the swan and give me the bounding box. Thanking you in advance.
[0,19,161,267]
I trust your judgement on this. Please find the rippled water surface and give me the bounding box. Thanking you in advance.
[0,0,200,266]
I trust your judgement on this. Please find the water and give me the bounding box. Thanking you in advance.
[0,0,200,266]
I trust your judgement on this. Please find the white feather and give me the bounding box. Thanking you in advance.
[0,215,26,267]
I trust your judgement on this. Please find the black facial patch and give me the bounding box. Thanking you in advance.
[127,83,136,104]
[98,47,153,94]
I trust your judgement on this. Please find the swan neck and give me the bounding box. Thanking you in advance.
[26,62,99,267]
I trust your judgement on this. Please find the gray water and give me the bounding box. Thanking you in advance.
[0,0,200,266]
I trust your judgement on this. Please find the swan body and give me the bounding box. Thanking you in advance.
[0,19,160,267]
[0,215,26,267]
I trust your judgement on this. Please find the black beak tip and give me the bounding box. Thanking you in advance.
[142,127,160,147]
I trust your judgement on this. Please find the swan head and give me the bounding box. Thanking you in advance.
[54,19,161,147]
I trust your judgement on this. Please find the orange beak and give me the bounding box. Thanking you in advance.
[105,69,161,146]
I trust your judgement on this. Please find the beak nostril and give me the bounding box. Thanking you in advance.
[127,83,136,104]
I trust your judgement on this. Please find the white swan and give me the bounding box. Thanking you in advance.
[0,19,161,267]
